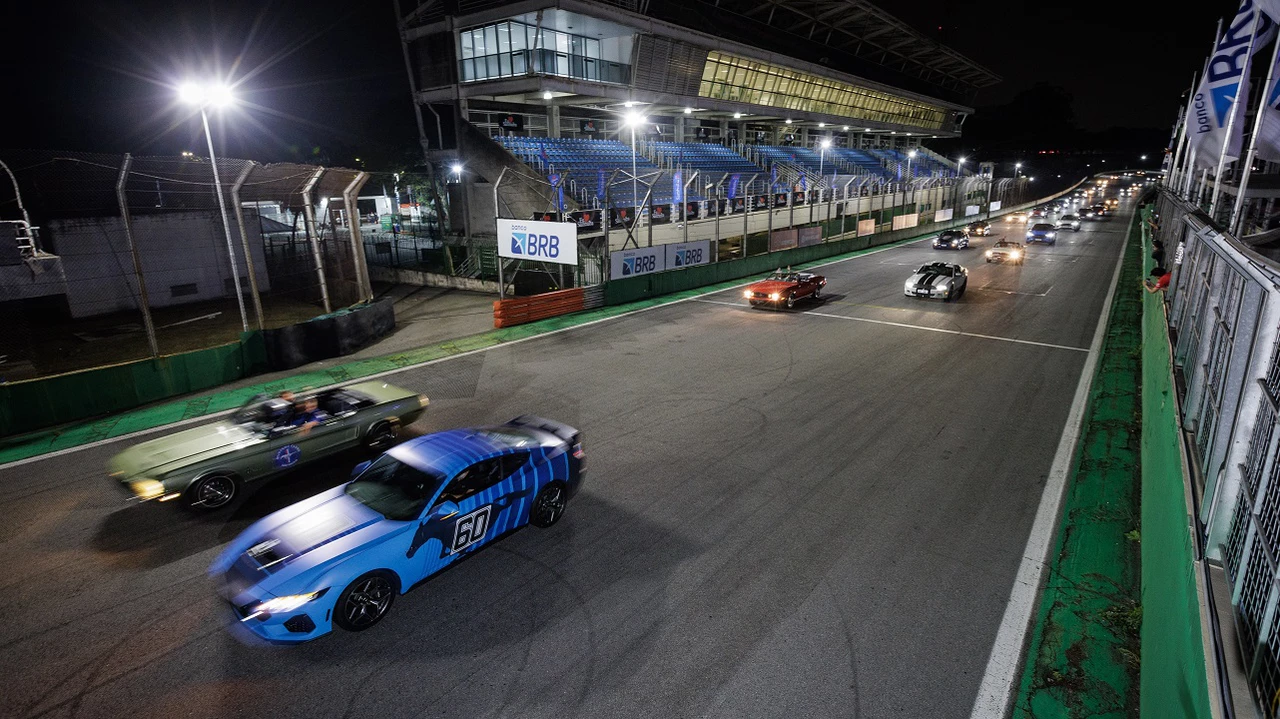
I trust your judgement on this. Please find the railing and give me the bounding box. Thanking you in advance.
[459,50,631,85]
[1152,185,1280,718]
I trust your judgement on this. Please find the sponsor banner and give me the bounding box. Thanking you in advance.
[706,198,726,216]
[1190,1,1276,166]
[754,194,771,210]
[497,218,578,266]
[990,200,1003,211]
[568,210,602,232]
[769,228,799,252]
[934,208,954,222]
[609,247,664,279]
[681,202,701,220]
[774,192,790,207]
[530,211,561,222]
[1255,36,1280,160]
[609,206,639,228]
[798,226,822,247]
[965,205,980,216]
[1175,241,1187,265]
[729,197,747,213]
[498,113,524,131]
[579,118,601,134]
[792,191,807,205]
[650,203,673,224]
[891,213,919,231]
[665,240,711,269]
[857,219,875,237]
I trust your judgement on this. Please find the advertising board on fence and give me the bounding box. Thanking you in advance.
[770,229,798,251]
[891,213,919,231]
[497,218,578,266]
[798,226,822,247]
[989,201,1002,211]
[664,240,711,269]
[857,219,875,237]
[609,246,665,279]
[965,205,980,216]
[934,208,953,222]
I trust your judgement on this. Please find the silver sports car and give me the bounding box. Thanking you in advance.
[904,262,968,301]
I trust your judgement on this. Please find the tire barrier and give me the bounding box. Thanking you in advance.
[262,299,396,370]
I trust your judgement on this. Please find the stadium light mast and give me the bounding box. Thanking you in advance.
[625,111,645,212]
[178,80,247,333]
[819,137,831,201]
[906,149,918,207]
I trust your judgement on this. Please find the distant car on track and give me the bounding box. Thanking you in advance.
[1025,222,1058,245]
[743,268,826,308]
[1078,206,1097,219]
[1055,214,1081,231]
[904,262,968,301]
[986,240,1025,265]
[932,229,969,250]
[966,220,992,236]
[1029,208,1048,220]
[109,382,429,510]
[1006,212,1029,224]
[1090,204,1109,217]
[210,415,584,644]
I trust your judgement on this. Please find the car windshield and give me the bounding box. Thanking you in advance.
[765,271,799,282]
[231,394,271,425]
[1032,223,1054,231]
[345,455,448,521]
[995,241,1017,248]
[1062,215,1078,220]
[918,264,954,276]
[941,231,962,238]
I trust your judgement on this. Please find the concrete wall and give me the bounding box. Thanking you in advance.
[367,264,500,293]
[47,211,270,318]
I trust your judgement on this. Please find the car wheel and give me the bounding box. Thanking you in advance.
[786,293,797,309]
[334,571,398,632]
[530,481,568,528]
[812,286,822,299]
[185,472,238,510]
[364,421,397,451]
[985,259,991,263]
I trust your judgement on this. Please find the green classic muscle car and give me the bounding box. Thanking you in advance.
[108,381,429,510]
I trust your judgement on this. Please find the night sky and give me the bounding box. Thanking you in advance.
[4,0,1240,166]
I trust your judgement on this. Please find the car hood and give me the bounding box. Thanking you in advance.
[746,280,797,293]
[211,485,409,599]
[110,423,265,478]
[908,271,954,288]
[990,246,1020,253]
[343,380,417,404]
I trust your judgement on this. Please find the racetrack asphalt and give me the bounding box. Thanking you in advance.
[0,199,1132,719]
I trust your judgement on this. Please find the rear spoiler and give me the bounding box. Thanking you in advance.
[507,415,580,445]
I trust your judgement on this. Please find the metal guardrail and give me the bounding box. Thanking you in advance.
[1153,186,1280,718]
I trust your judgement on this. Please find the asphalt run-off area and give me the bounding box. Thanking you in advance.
[0,203,1132,718]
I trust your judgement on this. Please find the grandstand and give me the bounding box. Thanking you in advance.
[394,0,997,226]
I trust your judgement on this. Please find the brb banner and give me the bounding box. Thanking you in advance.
[665,241,711,269]
[497,218,578,266]
[610,247,664,279]
[989,200,1003,211]
[1189,0,1276,167]
[934,208,954,222]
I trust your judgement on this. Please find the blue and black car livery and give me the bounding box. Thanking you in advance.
[209,415,583,644]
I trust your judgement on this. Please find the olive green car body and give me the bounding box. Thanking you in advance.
[108,381,428,508]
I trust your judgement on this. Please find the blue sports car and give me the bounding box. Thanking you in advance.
[209,416,584,644]
[1025,222,1058,245]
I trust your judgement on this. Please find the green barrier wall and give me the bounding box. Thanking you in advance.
[0,332,265,438]
[1139,205,1212,718]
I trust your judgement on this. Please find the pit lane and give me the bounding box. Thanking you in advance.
[0,200,1134,718]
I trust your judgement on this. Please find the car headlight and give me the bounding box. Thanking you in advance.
[1011,251,1021,258]
[743,290,753,298]
[986,250,993,257]
[1025,232,1033,238]
[905,281,914,291]
[245,589,329,620]
[769,293,779,301]
[418,394,430,408]
[1047,232,1056,238]
[130,479,166,501]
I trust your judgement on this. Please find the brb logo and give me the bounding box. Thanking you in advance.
[673,247,703,267]
[509,225,561,260]
[622,254,658,276]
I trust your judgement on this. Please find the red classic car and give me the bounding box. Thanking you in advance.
[743,268,827,308]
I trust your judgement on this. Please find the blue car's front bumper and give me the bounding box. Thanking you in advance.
[223,589,339,644]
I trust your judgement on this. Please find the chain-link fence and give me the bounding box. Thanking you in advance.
[0,150,380,381]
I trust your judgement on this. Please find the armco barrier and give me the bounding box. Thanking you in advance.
[494,288,585,328]
[262,299,396,369]
[0,333,265,438]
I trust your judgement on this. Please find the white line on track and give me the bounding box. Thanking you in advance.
[1,233,934,469]
[691,298,1089,352]
[967,208,1133,719]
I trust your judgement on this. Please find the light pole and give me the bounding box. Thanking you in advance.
[817,137,831,222]
[906,149,918,208]
[179,81,247,332]
[625,111,644,212]
[954,156,966,218]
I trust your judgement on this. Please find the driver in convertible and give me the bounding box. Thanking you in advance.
[290,397,329,433]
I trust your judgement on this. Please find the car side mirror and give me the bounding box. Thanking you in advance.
[432,501,460,521]
[351,460,371,478]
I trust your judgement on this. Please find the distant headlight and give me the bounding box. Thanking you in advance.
[245,589,329,620]
[743,290,753,298]
[986,250,993,257]
[130,479,165,501]
[1047,232,1056,238]
[418,394,429,408]
[1011,250,1021,258]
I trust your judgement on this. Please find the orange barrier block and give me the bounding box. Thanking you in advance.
[493,288,586,328]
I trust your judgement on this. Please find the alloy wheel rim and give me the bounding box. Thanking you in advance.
[199,476,234,507]
[537,486,565,524]
[344,577,392,627]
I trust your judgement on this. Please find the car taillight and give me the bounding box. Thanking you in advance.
[572,443,584,460]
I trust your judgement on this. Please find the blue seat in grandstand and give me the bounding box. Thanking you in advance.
[649,142,764,178]
[496,136,701,208]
